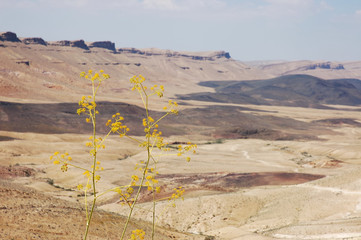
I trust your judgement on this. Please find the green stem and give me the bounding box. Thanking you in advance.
[152,190,156,240]
[83,80,98,240]
[120,90,151,240]
[120,147,151,239]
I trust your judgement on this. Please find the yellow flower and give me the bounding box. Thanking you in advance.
[127,187,134,194]
[132,175,139,182]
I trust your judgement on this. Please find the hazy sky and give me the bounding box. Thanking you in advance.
[1,0,361,61]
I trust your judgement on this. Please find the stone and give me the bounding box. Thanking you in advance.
[88,41,116,52]
[117,48,231,61]
[22,37,47,46]
[0,32,21,42]
[50,40,89,50]
[305,62,345,70]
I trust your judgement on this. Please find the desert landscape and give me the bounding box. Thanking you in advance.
[1,31,361,239]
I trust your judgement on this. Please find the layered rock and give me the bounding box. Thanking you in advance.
[0,31,232,60]
[22,37,47,46]
[0,32,21,42]
[118,48,231,60]
[50,40,89,50]
[88,41,116,52]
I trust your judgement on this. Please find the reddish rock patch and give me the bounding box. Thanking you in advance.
[158,172,324,191]
[136,172,325,203]
[0,165,35,179]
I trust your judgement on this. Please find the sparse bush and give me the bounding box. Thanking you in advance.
[204,236,216,240]
[46,178,54,185]
[50,70,197,239]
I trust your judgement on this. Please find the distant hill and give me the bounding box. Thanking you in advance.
[1,31,361,103]
[177,74,361,107]
[1,32,361,140]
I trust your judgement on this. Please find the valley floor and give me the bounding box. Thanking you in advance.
[1,104,361,239]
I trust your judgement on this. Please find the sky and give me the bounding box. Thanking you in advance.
[0,0,361,61]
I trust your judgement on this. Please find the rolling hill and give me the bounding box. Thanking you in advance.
[178,74,361,107]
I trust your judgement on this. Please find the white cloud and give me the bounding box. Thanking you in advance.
[319,0,333,11]
[142,0,180,10]
[0,0,141,10]
[257,0,316,18]
[356,9,361,15]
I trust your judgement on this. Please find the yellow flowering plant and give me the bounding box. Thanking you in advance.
[50,70,197,240]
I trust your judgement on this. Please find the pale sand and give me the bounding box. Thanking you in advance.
[1,103,361,239]
[2,42,361,239]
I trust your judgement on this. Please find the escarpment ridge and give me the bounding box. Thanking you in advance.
[1,30,361,105]
[0,31,231,60]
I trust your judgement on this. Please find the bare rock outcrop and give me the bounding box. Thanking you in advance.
[0,31,21,42]
[304,62,344,70]
[22,37,47,46]
[50,40,89,50]
[88,41,116,51]
[118,48,231,60]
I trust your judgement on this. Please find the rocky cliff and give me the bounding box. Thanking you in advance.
[0,32,21,42]
[0,31,232,61]
[88,41,116,52]
[49,40,89,50]
[118,48,231,60]
[22,37,47,46]
[303,62,344,70]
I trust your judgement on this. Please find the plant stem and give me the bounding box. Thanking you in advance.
[83,80,98,240]
[152,190,156,240]
[121,90,152,239]
[120,135,151,239]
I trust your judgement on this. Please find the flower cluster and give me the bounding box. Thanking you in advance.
[169,187,185,207]
[176,142,198,162]
[113,186,135,206]
[163,100,179,114]
[80,69,110,82]
[77,95,98,118]
[106,113,129,137]
[50,151,72,172]
[129,229,145,240]
[130,75,164,98]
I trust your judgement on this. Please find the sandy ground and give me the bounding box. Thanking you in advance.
[2,41,361,239]
[1,103,361,239]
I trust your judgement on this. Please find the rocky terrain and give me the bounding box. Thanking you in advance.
[1,31,361,239]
